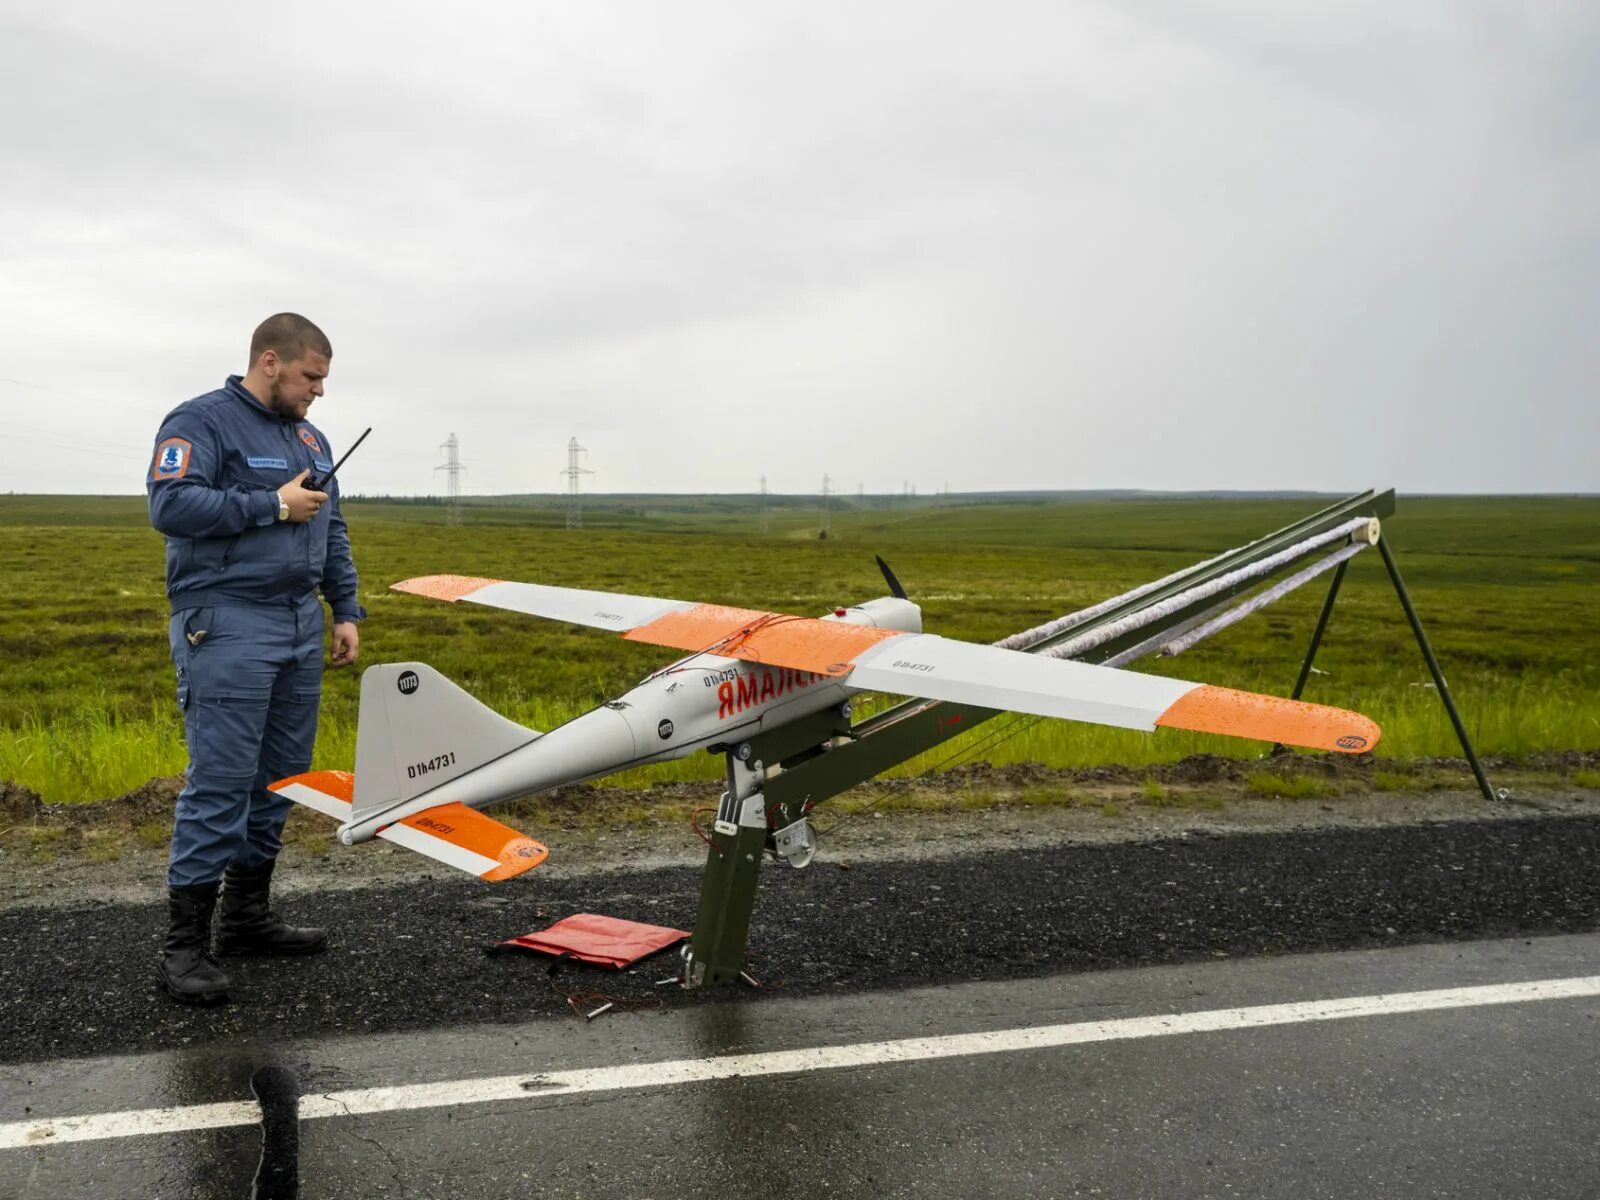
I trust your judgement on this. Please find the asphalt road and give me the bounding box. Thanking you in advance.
[5,934,1599,1199]
[2,815,1597,1066]
[2,815,1598,1197]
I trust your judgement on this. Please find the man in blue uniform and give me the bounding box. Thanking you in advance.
[147,313,365,1004]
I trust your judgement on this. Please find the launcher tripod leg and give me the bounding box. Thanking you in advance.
[680,749,768,989]
[1269,561,1349,757]
[1377,538,1500,803]
[1290,561,1349,703]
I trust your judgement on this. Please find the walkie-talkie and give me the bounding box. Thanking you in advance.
[308,427,371,491]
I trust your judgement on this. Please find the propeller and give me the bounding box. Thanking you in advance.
[874,555,908,600]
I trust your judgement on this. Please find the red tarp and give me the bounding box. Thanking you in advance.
[499,913,688,969]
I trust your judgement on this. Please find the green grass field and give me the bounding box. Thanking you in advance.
[2,492,1596,803]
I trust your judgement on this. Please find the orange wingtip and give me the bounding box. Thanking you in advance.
[1155,685,1381,754]
[396,802,550,881]
[625,603,903,676]
[269,769,355,801]
[392,575,504,602]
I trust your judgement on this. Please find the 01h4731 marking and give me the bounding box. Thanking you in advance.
[270,569,1382,884]
[407,752,457,780]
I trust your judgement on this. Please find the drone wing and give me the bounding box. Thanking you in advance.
[392,577,1379,753]
[845,634,1380,753]
[392,576,902,676]
[392,575,698,632]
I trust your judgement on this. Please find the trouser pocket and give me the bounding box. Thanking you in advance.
[168,607,216,709]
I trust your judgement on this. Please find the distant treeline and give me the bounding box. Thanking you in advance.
[343,494,452,506]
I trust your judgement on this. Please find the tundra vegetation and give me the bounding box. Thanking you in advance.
[1,492,1595,805]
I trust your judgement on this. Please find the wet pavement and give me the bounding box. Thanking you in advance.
[2,815,1598,1197]
[2,815,1598,1066]
[5,932,1599,1198]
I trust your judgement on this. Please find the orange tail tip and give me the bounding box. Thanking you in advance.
[1155,685,1381,754]
[269,770,357,820]
[382,802,549,881]
[270,769,355,802]
[392,575,504,602]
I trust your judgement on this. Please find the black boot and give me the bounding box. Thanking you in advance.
[159,882,231,1005]
[216,858,327,956]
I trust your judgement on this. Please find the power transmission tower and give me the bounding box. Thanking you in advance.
[435,433,466,526]
[759,474,769,534]
[562,437,593,529]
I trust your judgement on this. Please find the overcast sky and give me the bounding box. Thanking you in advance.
[2,2,1595,497]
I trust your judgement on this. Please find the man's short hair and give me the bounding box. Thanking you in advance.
[250,313,332,366]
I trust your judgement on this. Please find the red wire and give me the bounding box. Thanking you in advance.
[690,807,723,856]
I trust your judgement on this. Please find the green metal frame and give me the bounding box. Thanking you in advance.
[683,487,1498,986]
[1376,537,1498,802]
[1289,560,1348,704]
[682,706,850,988]
[683,817,767,988]
[766,488,1398,812]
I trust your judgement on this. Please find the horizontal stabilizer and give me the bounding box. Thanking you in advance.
[272,769,355,818]
[269,771,548,881]
[377,802,548,881]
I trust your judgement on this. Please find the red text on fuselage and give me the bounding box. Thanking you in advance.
[716,667,824,719]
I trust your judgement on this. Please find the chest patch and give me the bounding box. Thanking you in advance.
[299,428,323,454]
[247,456,289,470]
[151,437,192,482]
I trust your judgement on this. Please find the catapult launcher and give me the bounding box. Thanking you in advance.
[272,487,1492,987]
[672,488,1493,986]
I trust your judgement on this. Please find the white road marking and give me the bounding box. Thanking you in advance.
[5,974,1598,1150]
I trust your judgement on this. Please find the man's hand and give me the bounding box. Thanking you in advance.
[278,469,329,523]
[330,622,360,666]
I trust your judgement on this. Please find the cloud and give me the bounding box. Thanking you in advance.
[2,0,1595,495]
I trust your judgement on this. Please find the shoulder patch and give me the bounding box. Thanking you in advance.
[151,437,192,482]
[299,427,323,455]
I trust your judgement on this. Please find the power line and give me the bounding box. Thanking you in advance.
[562,437,593,529]
[435,433,467,526]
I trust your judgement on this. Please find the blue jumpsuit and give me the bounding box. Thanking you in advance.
[147,376,364,887]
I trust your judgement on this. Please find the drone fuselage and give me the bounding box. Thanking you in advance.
[338,598,920,843]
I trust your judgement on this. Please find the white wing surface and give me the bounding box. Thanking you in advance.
[848,635,1381,753]
[393,576,1381,753]
[849,635,1192,730]
[392,576,695,632]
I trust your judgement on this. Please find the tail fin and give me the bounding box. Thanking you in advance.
[351,662,539,821]
[268,661,548,882]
